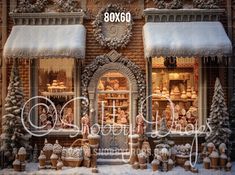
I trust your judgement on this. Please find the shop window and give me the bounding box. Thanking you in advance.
[38,59,75,130]
[152,57,199,132]
[97,71,129,126]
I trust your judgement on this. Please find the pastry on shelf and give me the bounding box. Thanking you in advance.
[165,90,170,98]
[97,80,105,91]
[106,85,113,90]
[181,108,186,116]
[47,84,53,92]
[179,116,187,128]
[105,115,114,124]
[154,86,161,98]
[174,112,179,120]
[161,91,166,99]
[173,86,181,99]
[191,91,197,99]
[186,86,192,98]
[52,80,58,87]
[186,111,191,119]
[169,73,179,80]
[123,101,128,106]
[113,80,120,90]
[181,90,187,99]
[59,82,64,86]
[175,104,180,112]
[120,110,128,124]
[46,121,52,130]
[189,106,198,117]
[170,91,175,99]
[161,87,168,99]
[58,82,66,92]
[162,87,167,92]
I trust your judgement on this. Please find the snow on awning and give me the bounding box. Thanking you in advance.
[3,25,86,59]
[143,22,232,58]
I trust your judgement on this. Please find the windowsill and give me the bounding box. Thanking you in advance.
[146,131,206,137]
[32,130,206,137]
[32,129,82,136]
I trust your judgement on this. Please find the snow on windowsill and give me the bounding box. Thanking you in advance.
[32,129,82,136]
[146,131,206,137]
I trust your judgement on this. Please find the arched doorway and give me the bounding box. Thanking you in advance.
[81,50,146,150]
[88,63,138,150]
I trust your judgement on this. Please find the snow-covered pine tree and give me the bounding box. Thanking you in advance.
[205,77,231,149]
[0,60,31,165]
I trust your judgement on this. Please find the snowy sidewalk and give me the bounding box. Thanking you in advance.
[0,163,234,175]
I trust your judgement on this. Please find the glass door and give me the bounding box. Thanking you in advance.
[97,71,130,126]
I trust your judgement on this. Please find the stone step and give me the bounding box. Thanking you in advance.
[97,152,130,160]
[97,158,129,165]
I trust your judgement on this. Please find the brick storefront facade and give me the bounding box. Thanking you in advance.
[0,0,235,158]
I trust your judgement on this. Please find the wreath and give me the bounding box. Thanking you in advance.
[92,4,133,49]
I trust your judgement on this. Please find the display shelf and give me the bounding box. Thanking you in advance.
[97,90,129,94]
[108,114,119,116]
[105,97,129,100]
[41,91,74,97]
[152,98,194,102]
[105,106,128,108]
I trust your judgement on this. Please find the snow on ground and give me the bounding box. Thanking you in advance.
[0,163,234,175]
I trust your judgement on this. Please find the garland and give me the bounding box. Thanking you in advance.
[14,0,82,13]
[153,0,221,9]
[153,0,183,9]
[14,0,48,13]
[56,0,82,12]
[193,0,221,9]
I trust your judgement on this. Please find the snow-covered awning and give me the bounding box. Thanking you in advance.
[3,25,86,59]
[143,22,232,58]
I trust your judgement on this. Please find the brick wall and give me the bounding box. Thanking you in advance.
[83,19,145,71]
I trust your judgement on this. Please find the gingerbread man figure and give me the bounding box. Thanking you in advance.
[136,113,145,135]
[81,114,90,139]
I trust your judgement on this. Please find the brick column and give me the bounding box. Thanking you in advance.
[146,57,152,132]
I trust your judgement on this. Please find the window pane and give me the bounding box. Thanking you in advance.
[152,57,199,132]
[38,59,74,130]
